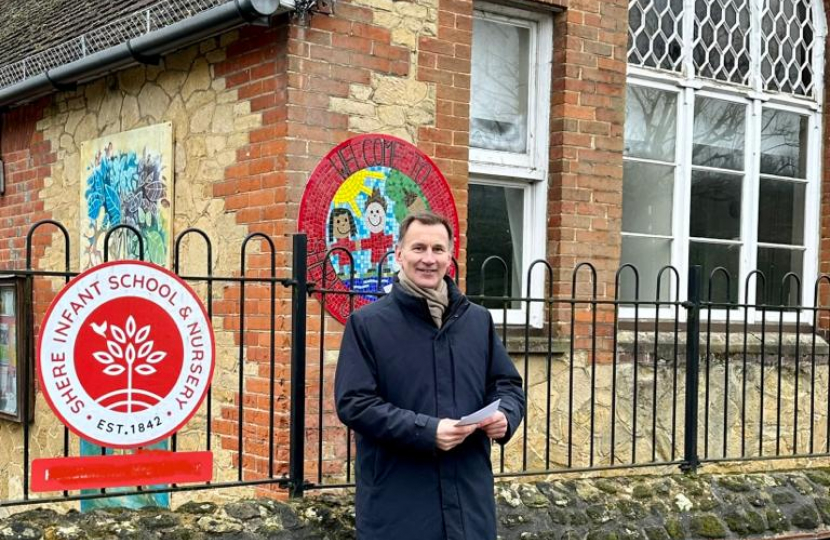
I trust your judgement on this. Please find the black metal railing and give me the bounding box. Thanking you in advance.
[303,246,830,490]
[2,220,830,508]
[0,220,303,507]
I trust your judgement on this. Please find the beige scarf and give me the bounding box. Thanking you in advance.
[396,270,449,328]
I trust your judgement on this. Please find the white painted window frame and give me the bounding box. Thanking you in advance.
[621,78,685,309]
[623,87,823,324]
[622,0,826,323]
[468,1,553,327]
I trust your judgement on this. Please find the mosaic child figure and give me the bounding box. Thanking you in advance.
[362,187,394,268]
[328,208,360,268]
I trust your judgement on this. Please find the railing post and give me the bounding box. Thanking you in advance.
[22,274,34,500]
[681,265,701,473]
[289,234,308,497]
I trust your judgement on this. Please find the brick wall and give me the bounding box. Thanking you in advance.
[416,0,473,277]
[0,0,634,492]
[548,0,628,357]
[0,99,60,356]
[208,22,294,486]
[0,100,55,270]
[276,0,475,485]
[819,0,830,330]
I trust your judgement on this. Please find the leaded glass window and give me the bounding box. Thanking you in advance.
[624,1,824,314]
[628,0,821,99]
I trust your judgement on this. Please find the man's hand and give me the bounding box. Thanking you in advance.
[478,410,508,440]
[436,419,476,451]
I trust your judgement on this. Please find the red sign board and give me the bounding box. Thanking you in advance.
[34,261,215,491]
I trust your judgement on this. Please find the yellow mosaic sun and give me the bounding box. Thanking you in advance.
[332,169,385,217]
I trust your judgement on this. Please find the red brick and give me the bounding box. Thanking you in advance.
[419,37,456,56]
[351,22,390,41]
[349,52,391,73]
[332,34,373,54]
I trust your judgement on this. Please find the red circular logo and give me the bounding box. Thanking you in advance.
[38,261,215,448]
[74,298,184,413]
[298,134,459,323]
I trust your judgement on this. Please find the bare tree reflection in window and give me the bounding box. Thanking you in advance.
[625,85,677,160]
[692,98,746,171]
[760,109,808,178]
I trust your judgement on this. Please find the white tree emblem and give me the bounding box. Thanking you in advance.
[91,316,167,412]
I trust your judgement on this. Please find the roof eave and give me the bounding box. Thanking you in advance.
[0,0,294,109]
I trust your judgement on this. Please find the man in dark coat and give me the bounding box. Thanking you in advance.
[335,211,525,540]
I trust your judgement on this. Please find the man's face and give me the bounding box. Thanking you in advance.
[395,221,451,289]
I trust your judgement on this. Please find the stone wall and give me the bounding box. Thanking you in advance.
[6,471,830,539]
[506,332,830,474]
[0,33,267,503]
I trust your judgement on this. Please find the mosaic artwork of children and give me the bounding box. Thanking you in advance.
[326,174,427,287]
[299,134,459,324]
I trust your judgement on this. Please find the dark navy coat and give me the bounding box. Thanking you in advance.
[335,278,525,540]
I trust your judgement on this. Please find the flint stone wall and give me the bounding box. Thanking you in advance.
[505,331,830,473]
[6,470,830,539]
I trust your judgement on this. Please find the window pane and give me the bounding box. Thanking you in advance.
[758,178,805,245]
[760,109,808,178]
[0,288,13,316]
[0,286,18,417]
[471,17,530,153]
[693,0,751,85]
[467,184,524,309]
[624,85,677,161]
[761,0,816,97]
[756,247,803,306]
[692,98,746,170]
[628,0,684,71]
[623,161,674,235]
[619,236,672,302]
[689,241,740,303]
[690,170,742,240]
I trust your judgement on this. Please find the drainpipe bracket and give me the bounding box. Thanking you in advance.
[126,41,161,65]
[44,72,77,93]
[250,16,272,26]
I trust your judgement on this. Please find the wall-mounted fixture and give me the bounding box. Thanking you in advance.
[0,276,33,423]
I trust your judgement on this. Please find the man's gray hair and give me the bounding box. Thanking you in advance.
[397,211,454,246]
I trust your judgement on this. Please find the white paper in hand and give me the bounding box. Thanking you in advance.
[455,399,501,426]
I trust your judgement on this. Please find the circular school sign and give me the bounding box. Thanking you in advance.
[298,134,459,323]
[38,261,214,449]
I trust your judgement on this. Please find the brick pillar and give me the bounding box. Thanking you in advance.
[819,0,830,331]
[417,0,473,277]
[548,1,628,359]
[210,23,294,486]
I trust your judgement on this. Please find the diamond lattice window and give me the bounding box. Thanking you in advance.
[628,0,820,98]
[624,1,824,317]
[761,0,816,96]
[628,0,685,72]
[693,0,751,86]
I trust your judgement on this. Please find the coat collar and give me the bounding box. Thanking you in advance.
[390,275,468,326]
